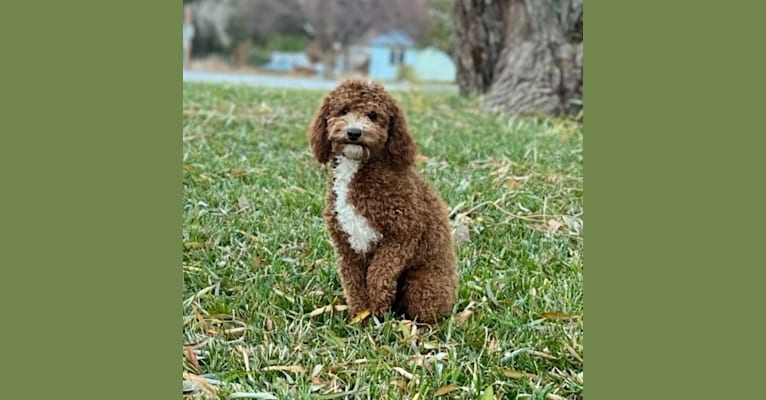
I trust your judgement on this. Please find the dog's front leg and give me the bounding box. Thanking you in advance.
[366,241,415,318]
[337,252,370,316]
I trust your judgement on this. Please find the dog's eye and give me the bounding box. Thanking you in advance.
[340,107,349,115]
[367,112,377,122]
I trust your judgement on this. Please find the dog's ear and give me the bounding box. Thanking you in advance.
[308,96,331,164]
[386,102,417,168]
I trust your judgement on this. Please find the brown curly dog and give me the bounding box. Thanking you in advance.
[308,79,458,324]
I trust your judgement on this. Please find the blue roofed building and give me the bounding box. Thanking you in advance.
[367,30,455,83]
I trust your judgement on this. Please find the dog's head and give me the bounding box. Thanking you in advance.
[308,79,416,169]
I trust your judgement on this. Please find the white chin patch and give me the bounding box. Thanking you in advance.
[341,144,366,160]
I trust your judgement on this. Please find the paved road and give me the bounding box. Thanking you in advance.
[183,70,457,93]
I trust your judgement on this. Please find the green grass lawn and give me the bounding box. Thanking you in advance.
[183,83,583,400]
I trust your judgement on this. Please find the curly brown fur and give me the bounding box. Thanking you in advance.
[308,79,459,324]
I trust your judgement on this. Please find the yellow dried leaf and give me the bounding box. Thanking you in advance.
[309,306,327,317]
[487,337,499,353]
[230,169,246,179]
[390,380,408,390]
[454,309,473,326]
[541,312,577,321]
[349,309,371,324]
[434,384,459,396]
[528,349,557,360]
[222,327,247,336]
[408,355,426,367]
[501,369,539,380]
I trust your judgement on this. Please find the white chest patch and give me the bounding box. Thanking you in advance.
[332,156,382,253]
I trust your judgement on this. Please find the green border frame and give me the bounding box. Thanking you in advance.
[3,1,764,398]
[587,2,766,399]
[1,1,181,398]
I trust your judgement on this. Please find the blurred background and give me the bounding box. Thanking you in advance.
[182,0,582,117]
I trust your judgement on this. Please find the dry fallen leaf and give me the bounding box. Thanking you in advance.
[452,224,470,247]
[308,306,330,317]
[230,169,247,179]
[547,219,562,233]
[393,367,414,380]
[541,312,578,321]
[184,346,200,372]
[390,380,408,390]
[487,337,499,353]
[222,327,247,336]
[501,369,539,380]
[257,102,272,114]
[454,309,473,326]
[308,304,349,318]
[434,384,460,396]
[252,256,261,269]
[504,175,529,189]
[238,195,251,210]
[528,349,557,360]
[349,309,371,324]
[563,340,583,364]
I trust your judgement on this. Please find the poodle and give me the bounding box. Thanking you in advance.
[308,79,458,324]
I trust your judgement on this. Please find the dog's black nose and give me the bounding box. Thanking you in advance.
[347,127,362,141]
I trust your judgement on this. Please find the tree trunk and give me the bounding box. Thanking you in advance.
[321,51,336,80]
[232,40,250,68]
[453,0,583,117]
[342,45,352,74]
[452,0,509,96]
